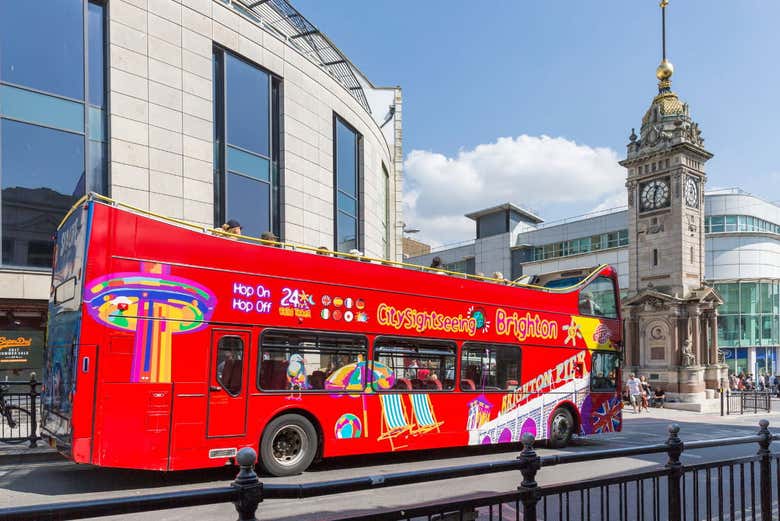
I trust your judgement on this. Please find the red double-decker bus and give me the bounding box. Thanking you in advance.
[42,195,623,476]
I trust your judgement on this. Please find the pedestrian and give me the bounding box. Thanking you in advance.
[639,375,651,412]
[430,256,443,269]
[625,373,643,414]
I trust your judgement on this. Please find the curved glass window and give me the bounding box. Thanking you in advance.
[715,281,780,348]
[706,215,780,235]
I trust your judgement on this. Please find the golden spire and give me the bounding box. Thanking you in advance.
[656,0,673,91]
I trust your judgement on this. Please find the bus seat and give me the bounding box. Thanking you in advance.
[460,379,475,391]
[394,378,412,390]
[309,370,326,389]
[505,379,519,390]
[425,378,442,391]
[260,359,288,390]
[444,379,454,389]
[410,378,424,390]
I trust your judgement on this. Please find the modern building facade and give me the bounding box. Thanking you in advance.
[408,189,780,383]
[0,0,403,377]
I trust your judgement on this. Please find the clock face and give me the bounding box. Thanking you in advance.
[639,179,670,211]
[684,176,699,207]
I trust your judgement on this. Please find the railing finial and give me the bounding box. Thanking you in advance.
[232,448,263,521]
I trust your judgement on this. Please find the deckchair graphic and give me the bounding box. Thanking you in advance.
[377,393,413,450]
[410,393,444,435]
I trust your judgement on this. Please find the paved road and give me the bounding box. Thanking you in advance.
[0,409,777,520]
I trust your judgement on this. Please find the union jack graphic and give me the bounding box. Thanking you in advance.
[592,397,622,433]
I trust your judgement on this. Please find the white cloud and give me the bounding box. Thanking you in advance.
[403,135,625,246]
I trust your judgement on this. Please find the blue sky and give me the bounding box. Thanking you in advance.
[295,1,780,245]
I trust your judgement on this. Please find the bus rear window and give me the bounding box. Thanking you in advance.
[258,331,367,391]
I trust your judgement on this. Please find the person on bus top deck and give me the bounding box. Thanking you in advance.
[221,219,242,239]
[260,231,279,246]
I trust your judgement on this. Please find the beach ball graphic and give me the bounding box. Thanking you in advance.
[470,307,487,329]
[334,413,362,439]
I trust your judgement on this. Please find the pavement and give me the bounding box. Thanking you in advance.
[2,406,779,520]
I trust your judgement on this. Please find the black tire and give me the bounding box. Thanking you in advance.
[0,406,32,445]
[548,408,574,449]
[259,414,317,476]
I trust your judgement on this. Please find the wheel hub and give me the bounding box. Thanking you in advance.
[271,425,307,467]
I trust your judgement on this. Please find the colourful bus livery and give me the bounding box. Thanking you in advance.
[42,195,623,476]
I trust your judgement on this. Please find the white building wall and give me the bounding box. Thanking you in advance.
[107,0,399,258]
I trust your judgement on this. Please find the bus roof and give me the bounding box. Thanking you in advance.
[61,193,611,294]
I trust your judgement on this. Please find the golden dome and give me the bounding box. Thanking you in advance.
[656,59,674,81]
[642,91,685,125]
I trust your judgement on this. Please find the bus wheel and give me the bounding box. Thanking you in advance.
[548,408,574,449]
[260,414,317,476]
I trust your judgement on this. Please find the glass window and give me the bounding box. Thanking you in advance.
[259,331,367,391]
[1,1,106,269]
[740,282,759,315]
[374,338,455,391]
[579,276,618,318]
[334,117,361,252]
[461,343,521,392]
[724,216,738,232]
[0,0,85,99]
[718,315,740,347]
[226,172,270,237]
[1,120,84,268]
[87,2,105,108]
[591,351,619,391]
[381,164,390,258]
[759,283,773,314]
[715,283,740,315]
[216,336,244,396]
[214,49,278,237]
[225,53,269,156]
[0,84,84,132]
[741,316,760,345]
[710,216,724,233]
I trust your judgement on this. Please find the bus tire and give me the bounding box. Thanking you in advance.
[259,414,317,476]
[548,408,574,449]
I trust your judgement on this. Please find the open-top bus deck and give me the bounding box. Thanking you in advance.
[42,194,622,476]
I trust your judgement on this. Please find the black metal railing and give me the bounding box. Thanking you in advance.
[1,420,779,520]
[721,389,772,415]
[0,376,39,447]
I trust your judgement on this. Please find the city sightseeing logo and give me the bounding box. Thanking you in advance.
[376,303,478,336]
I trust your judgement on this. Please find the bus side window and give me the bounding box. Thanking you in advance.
[461,343,521,392]
[579,276,618,318]
[258,330,367,392]
[373,337,456,392]
[216,336,244,396]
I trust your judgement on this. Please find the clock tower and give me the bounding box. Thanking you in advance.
[620,1,724,404]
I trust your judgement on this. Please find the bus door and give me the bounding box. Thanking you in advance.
[71,344,99,461]
[207,330,249,437]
